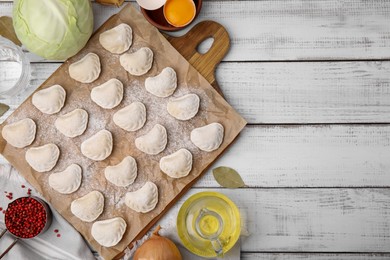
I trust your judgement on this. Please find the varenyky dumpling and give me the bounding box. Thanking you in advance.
[71,190,104,222]
[49,164,82,194]
[99,23,133,54]
[69,53,101,83]
[2,118,36,148]
[113,102,146,132]
[104,156,137,187]
[190,123,224,152]
[91,78,123,109]
[125,181,158,213]
[145,67,177,98]
[25,143,60,172]
[81,129,113,161]
[91,217,127,247]
[55,109,88,138]
[120,47,153,76]
[32,85,66,115]
[167,93,200,120]
[160,148,193,178]
[135,124,167,155]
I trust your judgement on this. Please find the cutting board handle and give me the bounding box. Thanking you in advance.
[163,21,230,96]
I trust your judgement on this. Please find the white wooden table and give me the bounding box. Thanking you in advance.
[1,1,390,259]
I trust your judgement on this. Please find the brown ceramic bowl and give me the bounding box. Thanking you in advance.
[140,0,202,31]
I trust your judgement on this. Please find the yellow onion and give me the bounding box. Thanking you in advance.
[134,226,182,260]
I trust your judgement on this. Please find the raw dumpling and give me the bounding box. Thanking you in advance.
[99,23,133,54]
[145,67,177,97]
[2,118,36,148]
[167,93,200,120]
[91,78,123,109]
[49,164,82,194]
[105,156,137,187]
[135,124,167,155]
[119,47,153,76]
[159,149,192,178]
[113,102,146,132]
[191,123,224,152]
[81,130,113,161]
[69,53,101,83]
[25,143,60,172]
[91,217,127,247]
[55,109,88,138]
[125,182,158,213]
[71,190,104,222]
[32,85,66,115]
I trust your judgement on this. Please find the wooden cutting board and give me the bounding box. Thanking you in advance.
[163,20,230,97]
[0,5,244,258]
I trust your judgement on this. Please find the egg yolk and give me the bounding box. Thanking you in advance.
[163,0,196,27]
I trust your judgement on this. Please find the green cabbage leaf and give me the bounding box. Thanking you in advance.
[13,0,93,60]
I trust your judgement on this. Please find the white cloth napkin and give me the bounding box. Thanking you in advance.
[0,164,95,260]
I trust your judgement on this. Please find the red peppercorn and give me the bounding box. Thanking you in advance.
[54,229,59,233]
[5,197,47,238]
[21,185,25,188]
[56,234,61,238]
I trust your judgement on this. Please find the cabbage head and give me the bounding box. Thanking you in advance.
[13,0,94,60]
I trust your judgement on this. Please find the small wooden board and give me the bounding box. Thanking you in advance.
[163,20,230,97]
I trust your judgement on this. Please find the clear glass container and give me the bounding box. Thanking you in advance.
[0,36,30,99]
[177,191,241,258]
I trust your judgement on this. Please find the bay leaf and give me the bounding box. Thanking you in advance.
[0,16,22,46]
[0,103,9,117]
[212,166,246,188]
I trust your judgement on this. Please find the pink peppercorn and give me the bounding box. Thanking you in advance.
[5,197,47,238]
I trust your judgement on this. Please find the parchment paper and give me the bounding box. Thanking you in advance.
[0,4,246,260]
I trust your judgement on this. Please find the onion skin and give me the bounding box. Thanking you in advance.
[134,226,182,260]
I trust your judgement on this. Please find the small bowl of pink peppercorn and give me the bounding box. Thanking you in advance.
[4,196,52,239]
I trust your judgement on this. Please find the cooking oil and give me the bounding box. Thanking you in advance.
[177,191,240,258]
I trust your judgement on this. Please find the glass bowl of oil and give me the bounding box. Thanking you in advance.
[177,191,240,258]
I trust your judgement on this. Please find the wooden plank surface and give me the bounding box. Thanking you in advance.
[1,0,390,62]
[4,61,390,124]
[159,188,390,252]
[194,125,390,188]
[242,253,390,259]
[219,61,390,124]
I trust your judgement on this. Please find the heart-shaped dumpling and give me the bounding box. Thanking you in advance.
[69,53,101,83]
[91,217,127,247]
[99,23,133,54]
[120,47,153,76]
[2,118,36,148]
[125,181,158,213]
[160,149,193,178]
[113,102,146,132]
[55,109,88,138]
[81,130,113,161]
[167,93,200,120]
[135,124,167,155]
[191,123,224,152]
[32,85,66,115]
[91,78,123,109]
[25,143,60,172]
[105,156,137,187]
[145,67,177,98]
[71,190,104,222]
[49,164,82,194]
